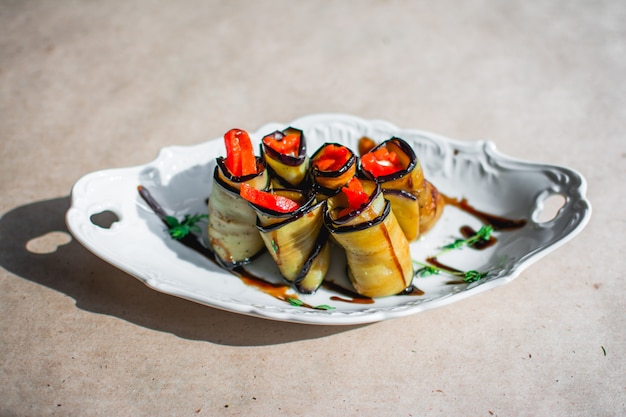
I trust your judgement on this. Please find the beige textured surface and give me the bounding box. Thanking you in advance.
[1,1,624,416]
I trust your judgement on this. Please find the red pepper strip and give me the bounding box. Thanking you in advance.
[263,133,300,157]
[240,183,300,213]
[224,129,257,176]
[313,144,350,171]
[338,177,369,217]
[361,147,403,177]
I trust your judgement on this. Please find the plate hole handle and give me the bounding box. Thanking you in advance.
[532,192,567,224]
[89,210,120,229]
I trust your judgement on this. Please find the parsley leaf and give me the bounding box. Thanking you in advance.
[286,297,304,307]
[414,265,441,277]
[312,304,335,311]
[437,225,493,256]
[286,297,335,310]
[166,213,208,240]
[462,270,488,283]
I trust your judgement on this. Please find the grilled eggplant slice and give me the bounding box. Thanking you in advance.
[207,157,269,268]
[247,189,330,294]
[261,127,309,189]
[325,180,413,298]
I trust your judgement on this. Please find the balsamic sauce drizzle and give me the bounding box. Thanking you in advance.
[420,194,528,285]
[443,195,527,231]
[138,185,528,309]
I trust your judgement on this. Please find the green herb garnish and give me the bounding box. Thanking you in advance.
[165,213,208,240]
[461,269,488,283]
[286,297,335,311]
[413,261,488,283]
[413,225,494,283]
[414,265,441,277]
[437,225,493,255]
[312,304,336,311]
[286,297,304,307]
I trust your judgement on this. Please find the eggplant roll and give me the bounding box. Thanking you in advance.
[261,127,309,189]
[325,181,413,298]
[359,136,448,239]
[360,137,424,193]
[207,157,269,268]
[310,143,357,194]
[250,190,330,294]
[359,137,425,240]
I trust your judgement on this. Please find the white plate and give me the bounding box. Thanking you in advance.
[66,114,591,325]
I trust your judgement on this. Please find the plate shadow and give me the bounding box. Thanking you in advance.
[0,197,366,346]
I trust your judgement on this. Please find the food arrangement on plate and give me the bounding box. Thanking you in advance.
[140,125,524,303]
[67,114,591,324]
[211,127,445,298]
